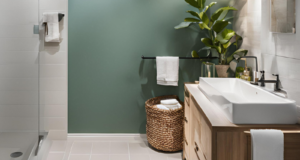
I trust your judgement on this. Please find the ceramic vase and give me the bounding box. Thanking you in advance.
[215,65,229,78]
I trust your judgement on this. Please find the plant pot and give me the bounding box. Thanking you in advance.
[216,65,230,78]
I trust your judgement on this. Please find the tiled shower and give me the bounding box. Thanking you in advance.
[0,0,68,159]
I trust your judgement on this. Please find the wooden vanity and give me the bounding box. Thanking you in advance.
[183,83,300,160]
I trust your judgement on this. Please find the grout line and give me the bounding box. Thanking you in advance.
[109,142,111,160]
[89,142,94,160]
[262,53,300,61]
[127,142,130,160]
[67,141,74,160]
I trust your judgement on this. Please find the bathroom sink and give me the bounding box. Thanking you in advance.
[198,78,298,124]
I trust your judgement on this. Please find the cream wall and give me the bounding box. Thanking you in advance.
[39,0,68,139]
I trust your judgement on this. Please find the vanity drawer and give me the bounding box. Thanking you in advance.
[191,97,212,160]
[191,141,207,160]
[184,99,190,142]
[184,136,190,160]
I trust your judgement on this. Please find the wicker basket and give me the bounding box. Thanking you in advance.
[145,95,184,152]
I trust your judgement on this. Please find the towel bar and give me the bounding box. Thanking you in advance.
[58,13,64,22]
[244,131,300,134]
[141,55,218,60]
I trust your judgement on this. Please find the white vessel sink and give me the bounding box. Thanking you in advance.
[198,78,298,124]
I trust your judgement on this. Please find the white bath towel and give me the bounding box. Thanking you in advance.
[156,57,179,86]
[165,103,182,110]
[156,105,170,110]
[250,129,284,160]
[161,99,178,105]
[43,12,60,42]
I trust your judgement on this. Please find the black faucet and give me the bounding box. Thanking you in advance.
[258,70,281,91]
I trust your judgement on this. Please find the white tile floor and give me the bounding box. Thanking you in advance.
[45,135,182,160]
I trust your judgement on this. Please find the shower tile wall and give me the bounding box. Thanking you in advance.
[39,0,68,139]
[0,0,39,132]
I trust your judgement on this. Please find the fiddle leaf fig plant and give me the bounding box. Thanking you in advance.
[175,0,248,68]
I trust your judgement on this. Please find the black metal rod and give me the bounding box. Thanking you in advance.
[141,56,218,60]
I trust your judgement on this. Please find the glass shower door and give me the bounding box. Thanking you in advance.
[0,0,39,159]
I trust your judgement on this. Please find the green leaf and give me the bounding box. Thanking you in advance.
[202,2,217,13]
[187,11,200,19]
[212,20,229,33]
[224,16,234,21]
[199,12,210,25]
[197,0,206,9]
[174,22,194,29]
[210,48,219,57]
[211,6,237,22]
[199,22,210,30]
[198,47,211,57]
[222,40,232,49]
[216,29,235,44]
[215,45,222,53]
[233,33,243,49]
[218,10,229,20]
[191,50,199,57]
[185,0,199,8]
[201,38,213,47]
[211,10,223,22]
[229,59,238,72]
[184,18,201,22]
[226,49,248,63]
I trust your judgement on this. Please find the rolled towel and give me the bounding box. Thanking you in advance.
[161,99,178,105]
[156,105,170,110]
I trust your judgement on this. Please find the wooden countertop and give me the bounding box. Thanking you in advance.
[185,84,300,128]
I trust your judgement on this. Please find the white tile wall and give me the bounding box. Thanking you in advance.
[261,0,300,107]
[232,0,261,71]
[233,0,300,108]
[0,0,68,137]
[39,0,68,139]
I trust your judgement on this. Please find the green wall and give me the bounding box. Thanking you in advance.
[69,0,230,133]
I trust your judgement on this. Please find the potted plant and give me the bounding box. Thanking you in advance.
[175,0,248,77]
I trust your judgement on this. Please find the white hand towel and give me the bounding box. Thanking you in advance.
[43,12,60,42]
[250,129,283,160]
[156,57,179,86]
[156,105,170,110]
[161,99,178,105]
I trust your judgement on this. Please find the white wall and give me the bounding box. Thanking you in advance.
[39,0,68,139]
[261,0,300,107]
[232,0,262,71]
[0,0,39,132]
[233,0,300,117]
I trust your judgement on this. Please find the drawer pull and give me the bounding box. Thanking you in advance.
[185,117,188,123]
[194,148,201,160]
[194,142,207,160]
[185,137,188,145]
[195,142,199,151]
[185,90,190,97]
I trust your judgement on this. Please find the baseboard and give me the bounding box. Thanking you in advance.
[68,133,146,137]
[67,133,147,141]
